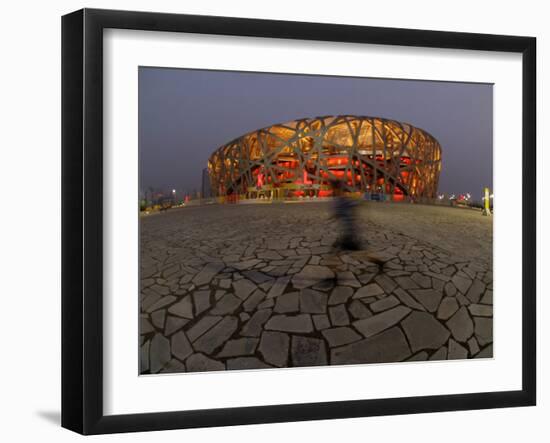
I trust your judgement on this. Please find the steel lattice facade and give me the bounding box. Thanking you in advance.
[207,115,442,201]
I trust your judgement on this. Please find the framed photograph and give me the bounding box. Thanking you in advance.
[62,8,536,435]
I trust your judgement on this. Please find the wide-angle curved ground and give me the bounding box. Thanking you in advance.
[139,201,493,374]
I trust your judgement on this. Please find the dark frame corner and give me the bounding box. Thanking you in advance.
[62,8,536,435]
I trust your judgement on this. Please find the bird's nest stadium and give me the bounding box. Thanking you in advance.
[207,115,442,202]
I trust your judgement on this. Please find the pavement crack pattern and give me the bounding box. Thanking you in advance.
[139,202,493,374]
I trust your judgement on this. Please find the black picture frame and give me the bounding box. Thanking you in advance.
[61,8,536,435]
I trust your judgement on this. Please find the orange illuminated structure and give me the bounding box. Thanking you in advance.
[207,115,442,202]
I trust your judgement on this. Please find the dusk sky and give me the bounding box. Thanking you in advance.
[139,67,492,199]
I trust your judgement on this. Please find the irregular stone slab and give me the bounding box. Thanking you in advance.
[171,330,193,361]
[267,239,288,250]
[232,279,257,300]
[140,316,154,334]
[358,272,376,285]
[468,336,480,356]
[432,278,445,292]
[242,270,273,284]
[446,306,474,342]
[353,306,411,338]
[243,289,266,312]
[309,256,321,265]
[320,256,341,266]
[240,309,273,337]
[217,337,259,358]
[257,250,283,260]
[370,295,400,313]
[322,327,362,347]
[193,316,239,354]
[353,283,384,299]
[160,358,186,373]
[456,293,470,306]
[474,317,493,345]
[444,282,457,297]
[274,292,299,313]
[468,304,493,317]
[223,254,241,263]
[178,274,193,286]
[395,276,420,290]
[312,314,331,330]
[401,311,450,352]
[386,270,409,277]
[429,346,447,360]
[480,290,493,305]
[291,336,327,367]
[162,264,180,279]
[193,262,224,287]
[462,266,476,279]
[151,309,166,330]
[374,274,398,293]
[267,265,291,277]
[425,270,450,282]
[226,357,273,370]
[145,295,177,313]
[140,340,150,372]
[337,271,361,288]
[219,278,232,289]
[409,288,443,313]
[410,272,432,289]
[451,274,472,294]
[187,316,223,342]
[465,279,486,303]
[475,344,493,358]
[407,351,429,361]
[141,292,161,312]
[186,353,225,372]
[348,300,373,319]
[448,338,468,360]
[164,315,189,336]
[393,287,426,311]
[150,333,171,373]
[292,265,335,289]
[149,284,170,296]
[192,290,211,316]
[265,314,314,333]
[328,286,354,305]
[210,293,242,315]
[442,266,457,277]
[437,297,459,320]
[229,259,262,271]
[167,295,194,319]
[258,331,290,367]
[311,278,335,292]
[259,281,274,292]
[300,289,328,314]
[328,304,350,326]
[331,327,411,364]
[257,298,275,309]
[267,276,291,299]
[311,246,332,255]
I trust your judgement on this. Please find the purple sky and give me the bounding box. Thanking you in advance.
[139,67,492,198]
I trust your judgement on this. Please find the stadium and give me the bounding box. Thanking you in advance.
[207,115,442,202]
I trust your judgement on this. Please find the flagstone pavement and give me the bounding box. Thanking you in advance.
[139,202,493,374]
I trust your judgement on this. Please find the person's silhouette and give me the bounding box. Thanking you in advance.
[330,179,361,251]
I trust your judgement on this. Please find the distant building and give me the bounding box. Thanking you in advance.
[207,115,442,202]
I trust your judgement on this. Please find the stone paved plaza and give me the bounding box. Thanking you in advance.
[140,202,493,374]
